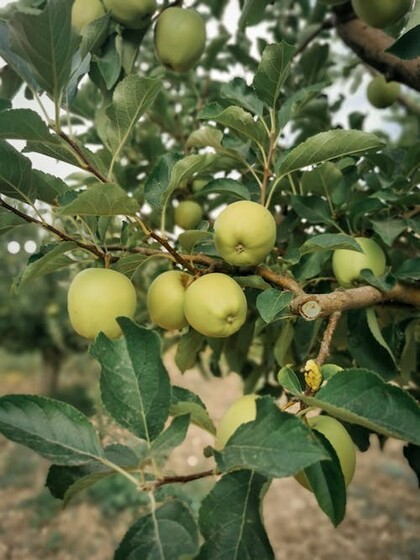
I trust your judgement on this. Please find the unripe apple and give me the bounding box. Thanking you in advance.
[154,7,206,72]
[215,394,259,450]
[352,0,411,28]
[183,273,247,338]
[214,201,277,267]
[174,200,203,230]
[146,270,192,331]
[332,237,386,288]
[103,0,156,30]
[71,0,105,32]
[367,75,400,109]
[295,415,356,490]
[67,268,137,340]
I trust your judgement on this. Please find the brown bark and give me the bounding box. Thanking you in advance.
[335,16,420,92]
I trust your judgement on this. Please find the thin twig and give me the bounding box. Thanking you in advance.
[154,468,216,489]
[0,197,106,260]
[316,311,342,366]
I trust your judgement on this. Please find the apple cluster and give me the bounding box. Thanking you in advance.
[71,0,207,73]
[147,200,278,337]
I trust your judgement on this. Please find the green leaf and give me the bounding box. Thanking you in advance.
[198,470,274,560]
[277,82,327,130]
[220,76,264,116]
[371,218,407,246]
[46,444,140,505]
[145,414,190,464]
[366,308,397,365]
[195,178,251,201]
[302,432,346,527]
[286,369,420,445]
[0,140,66,203]
[198,103,266,146]
[79,14,111,59]
[90,319,171,442]
[0,139,35,202]
[290,195,335,226]
[60,183,139,216]
[238,0,273,29]
[178,230,213,253]
[215,397,328,477]
[253,41,295,107]
[115,499,199,560]
[14,241,77,289]
[278,130,384,176]
[0,207,26,235]
[8,0,79,100]
[0,108,53,141]
[170,386,216,436]
[394,258,420,281]
[147,152,218,211]
[347,310,397,380]
[0,21,40,92]
[112,253,150,277]
[300,234,363,255]
[386,25,420,59]
[274,322,295,368]
[25,135,107,172]
[277,366,303,394]
[144,152,183,209]
[0,394,104,465]
[256,289,294,323]
[106,74,162,158]
[175,329,205,373]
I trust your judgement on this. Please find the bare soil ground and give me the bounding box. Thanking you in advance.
[0,360,419,560]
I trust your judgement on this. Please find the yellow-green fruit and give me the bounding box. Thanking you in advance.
[71,0,105,32]
[352,0,411,28]
[103,0,156,29]
[295,415,356,490]
[67,268,137,340]
[154,7,206,72]
[183,273,247,338]
[214,201,277,267]
[174,200,204,230]
[215,394,259,450]
[367,75,400,109]
[146,270,192,330]
[332,237,386,288]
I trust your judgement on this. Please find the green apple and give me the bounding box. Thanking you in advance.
[332,237,386,288]
[192,177,211,193]
[147,270,192,331]
[183,273,247,338]
[215,394,259,450]
[352,0,411,28]
[174,200,203,230]
[103,0,156,29]
[71,0,105,32]
[295,415,356,490]
[67,268,137,340]
[154,7,206,72]
[214,200,277,267]
[367,75,400,109]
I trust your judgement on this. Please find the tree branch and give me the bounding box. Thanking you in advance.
[290,283,420,320]
[334,14,420,92]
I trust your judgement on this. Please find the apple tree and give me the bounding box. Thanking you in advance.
[0,0,419,556]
